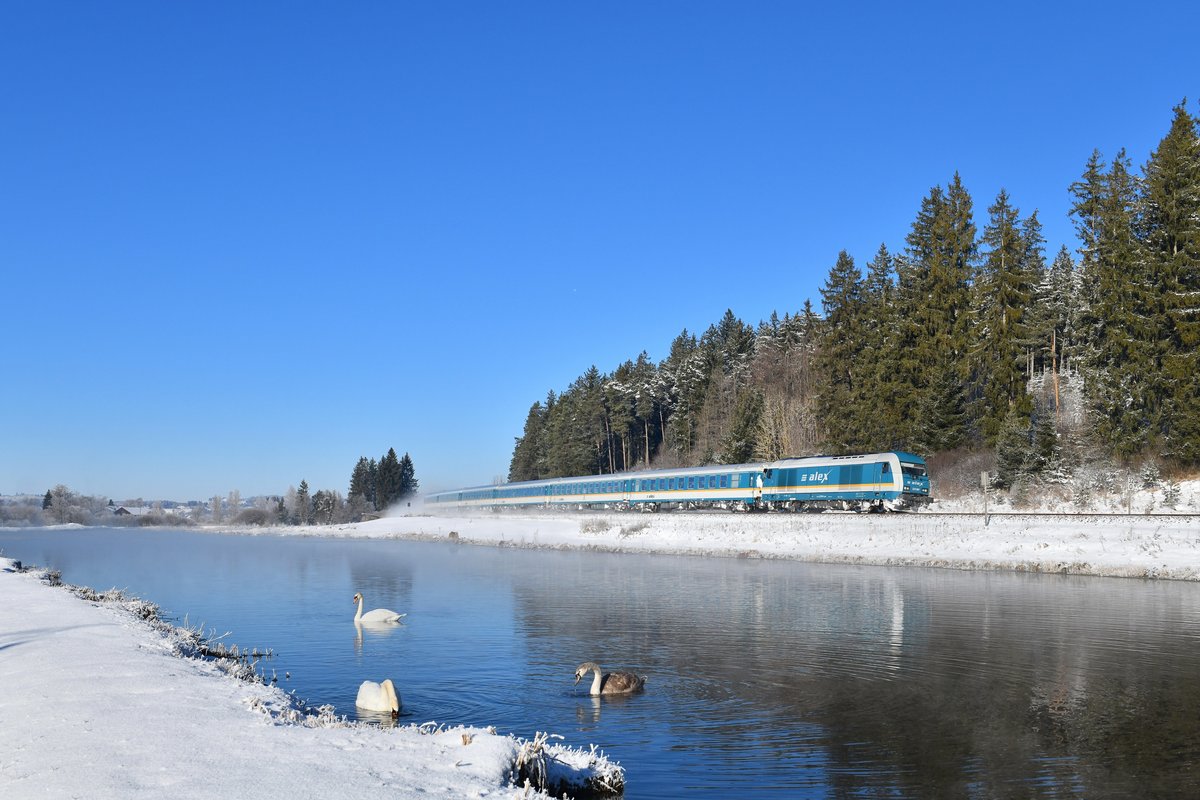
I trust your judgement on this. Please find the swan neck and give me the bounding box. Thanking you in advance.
[354,596,363,622]
[590,667,602,696]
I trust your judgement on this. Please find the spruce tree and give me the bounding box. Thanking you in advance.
[1071,149,1157,456]
[376,448,401,509]
[349,457,372,502]
[816,250,864,452]
[397,453,418,499]
[720,389,763,463]
[631,352,661,467]
[368,459,379,506]
[994,409,1033,489]
[1143,101,1200,462]
[913,365,968,453]
[662,329,705,458]
[897,175,977,451]
[295,480,311,525]
[858,244,899,448]
[509,398,550,481]
[969,189,1036,443]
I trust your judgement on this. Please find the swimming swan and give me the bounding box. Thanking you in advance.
[353,592,406,624]
[574,661,646,696]
[356,678,401,716]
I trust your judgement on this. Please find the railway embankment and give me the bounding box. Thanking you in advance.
[235,496,1200,581]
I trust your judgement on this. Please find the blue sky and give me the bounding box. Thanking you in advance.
[2,1,1196,501]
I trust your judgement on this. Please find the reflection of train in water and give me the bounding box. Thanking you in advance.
[426,451,931,513]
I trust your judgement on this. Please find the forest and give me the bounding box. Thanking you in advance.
[509,102,1200,492]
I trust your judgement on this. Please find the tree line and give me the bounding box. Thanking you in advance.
[510,101,1200,489]
[279,447,420,525]
[3,448,420,528]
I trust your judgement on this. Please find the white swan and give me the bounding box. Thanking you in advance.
[353,592,406,624]
[356,678,401,716]
[574,661,646,696]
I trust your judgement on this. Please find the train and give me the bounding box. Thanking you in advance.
[425,451,931,513]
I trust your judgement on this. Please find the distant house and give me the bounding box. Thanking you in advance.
[112,506,152,517]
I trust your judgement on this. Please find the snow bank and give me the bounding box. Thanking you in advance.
[0,559,623,799]
[214,478,1200,582]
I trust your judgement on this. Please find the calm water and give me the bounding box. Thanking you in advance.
[4,526,1200,798]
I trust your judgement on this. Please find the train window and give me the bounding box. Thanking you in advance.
[720,475,729,488]
[880,463,889,473]
[687,477,695,489]
[707,476,716,489]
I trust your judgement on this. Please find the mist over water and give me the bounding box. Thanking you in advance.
[5,527,1200,798]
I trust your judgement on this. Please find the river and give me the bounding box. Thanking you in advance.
[3,526,1199,798]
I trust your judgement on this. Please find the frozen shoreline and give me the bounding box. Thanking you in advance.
[0,558,621,799]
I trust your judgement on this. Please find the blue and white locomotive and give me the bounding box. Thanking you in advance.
[426,451,931,513]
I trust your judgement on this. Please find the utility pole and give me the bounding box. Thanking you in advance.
[981,471,990,527]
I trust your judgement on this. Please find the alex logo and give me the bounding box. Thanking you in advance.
[799,471,830,484]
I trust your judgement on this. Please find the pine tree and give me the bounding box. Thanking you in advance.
[969,189,1036,442]
[376,448,401,509]
[397,453,418,499]
[42,490,52,511]
[662,329,705,458]
[857,244,898,449]
[366,458,378,507]
[896,175,978,451]
[816,250,864,452]
[994,408,1033,489]
[1028,245,1080,376]
[606,360,638,471]
[509,397,550,481]
[349,457,373,504]
[720,389,763,463]
[630,352,661,467]
[912,365,968,453]
[1143,101,1200,462]
[295,480,311,525]
[1071,149,1157,456]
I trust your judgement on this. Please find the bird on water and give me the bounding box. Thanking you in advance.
[356,678,401,716]
[574,662,646,696]
[352,592,406,624]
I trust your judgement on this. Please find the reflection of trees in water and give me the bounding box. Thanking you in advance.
[346,551,413,612]
[513,556,1200,796]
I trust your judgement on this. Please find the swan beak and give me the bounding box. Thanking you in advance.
[573,674,581,685]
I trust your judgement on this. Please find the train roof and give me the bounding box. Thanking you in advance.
[427,451,927,497]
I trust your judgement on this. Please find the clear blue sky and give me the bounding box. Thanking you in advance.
[2,1,1195,501]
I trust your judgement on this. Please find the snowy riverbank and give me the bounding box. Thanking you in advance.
[0,558,621,799]
[244,489,1200,582]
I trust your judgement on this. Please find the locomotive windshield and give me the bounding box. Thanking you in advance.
[900,463,927,478]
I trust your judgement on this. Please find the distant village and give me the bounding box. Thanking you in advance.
[0,487,376,528]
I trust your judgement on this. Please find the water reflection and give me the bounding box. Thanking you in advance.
[353,620,403,654]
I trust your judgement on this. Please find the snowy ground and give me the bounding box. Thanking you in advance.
[264,478,1200,582]
[4,480,1199,799]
